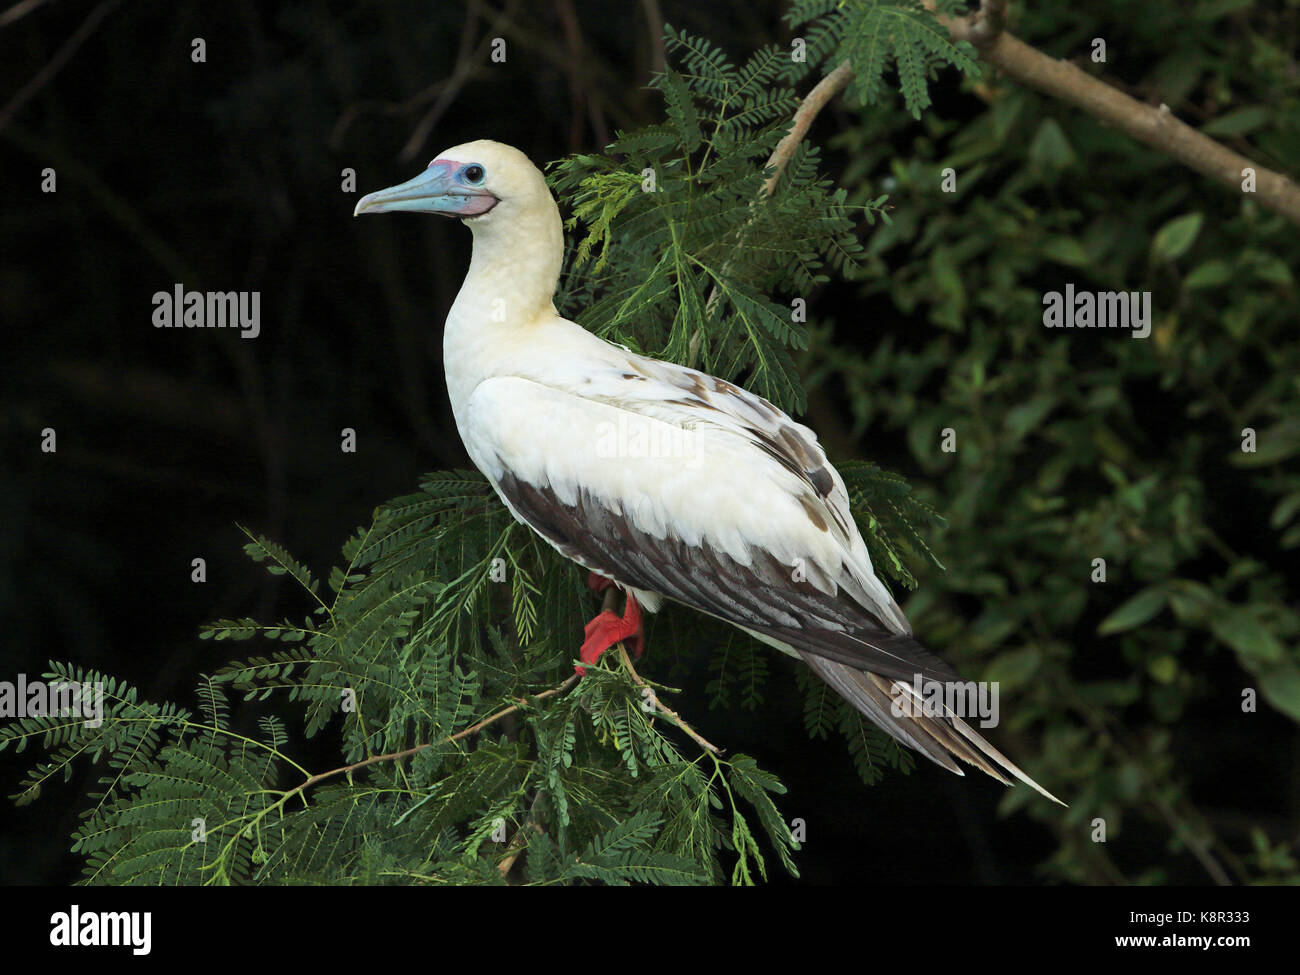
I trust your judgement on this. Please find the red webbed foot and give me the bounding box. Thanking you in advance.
[576,574,644,675]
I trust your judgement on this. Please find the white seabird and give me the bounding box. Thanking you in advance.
[355,140,1063,804]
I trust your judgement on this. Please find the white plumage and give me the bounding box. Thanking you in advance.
[356,139,1063,805]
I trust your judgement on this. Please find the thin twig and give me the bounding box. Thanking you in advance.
[0,0,120,134]
[0,0,52,28]
[399,0,521,162]
[688,60,854,364]
[591,579,721,752]
[640,0,665,77]
[495,579,722,876]
[616,643,721,754]
[1057,673,1238,886]
[690,0,1300,375]
[759,60,854,199]
[496,788,545,878]
[281,674,579,807]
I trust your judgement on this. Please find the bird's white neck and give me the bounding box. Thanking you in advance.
[442,196,566,427]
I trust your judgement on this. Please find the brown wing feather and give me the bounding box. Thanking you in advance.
[495,472,958,684]
[493,469,1065,803]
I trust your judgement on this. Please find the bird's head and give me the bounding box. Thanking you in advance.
[353,140,549,230]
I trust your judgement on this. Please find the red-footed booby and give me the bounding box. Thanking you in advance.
[355,140,1063,805]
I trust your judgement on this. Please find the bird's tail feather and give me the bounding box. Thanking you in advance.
[798,652,1066,806]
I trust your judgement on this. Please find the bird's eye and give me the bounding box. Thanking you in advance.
[463,164,485,184]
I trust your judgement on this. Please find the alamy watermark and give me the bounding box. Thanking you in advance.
[1043,284,1151,338]
[595,414,702,468]
[889,675,1000,728]
[0,674,103,728]
[152,283,260,339]
[50,906,150,955]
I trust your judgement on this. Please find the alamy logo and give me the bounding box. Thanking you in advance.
[1042,284,1151,338]
[888,675,1000,728]
[595,414,702,467]
[0,675,103,728]
[152,283,261,338]
[50,906,151,955]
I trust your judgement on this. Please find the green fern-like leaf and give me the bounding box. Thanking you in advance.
[786,0,980,119]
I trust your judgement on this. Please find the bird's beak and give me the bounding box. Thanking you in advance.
[353,159,498,218]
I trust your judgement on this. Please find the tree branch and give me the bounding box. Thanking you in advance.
[689,60,854,364]
[760,59,855,199]
[0,0,120,134]
[496,788,545,879]
[587,575,722,753]
[695,1,1300,371]
[282,674,579,807]
[927,0,1300,226]
[617,643,722,754]
[0,0,54,28]
[747,3,1300,228]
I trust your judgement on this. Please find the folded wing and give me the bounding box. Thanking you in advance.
[460,352,1062,803]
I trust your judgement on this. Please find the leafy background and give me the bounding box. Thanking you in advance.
[1,0,1297,884]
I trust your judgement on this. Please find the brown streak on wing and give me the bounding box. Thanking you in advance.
[654,362,840,520]
[495,471,960,684]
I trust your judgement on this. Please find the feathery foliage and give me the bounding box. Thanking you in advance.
[785,0,980,118]
[550,24,886,414]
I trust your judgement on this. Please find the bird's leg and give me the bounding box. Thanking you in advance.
[576,573,644,675]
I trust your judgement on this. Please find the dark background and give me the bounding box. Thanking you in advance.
[3,0,1284,885]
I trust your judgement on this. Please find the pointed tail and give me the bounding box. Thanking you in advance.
[799,652,1066,806]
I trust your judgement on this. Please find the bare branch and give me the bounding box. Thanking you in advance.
[496,789,545,878]
[728,3,1300,233]
[926,0,1300,226]
[0,0,53,29]
[617,644,722,754]
[761,60,854,198]
[689,61,853,364]
[640,0,665,77]
[281,674,579,807]
[0,0,120,134]
[399,0,522,163]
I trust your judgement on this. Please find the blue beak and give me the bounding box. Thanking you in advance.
[353,160,497,218]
